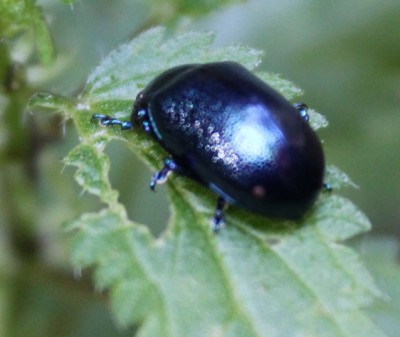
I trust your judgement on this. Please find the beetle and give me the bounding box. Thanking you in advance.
[92,61,326,231]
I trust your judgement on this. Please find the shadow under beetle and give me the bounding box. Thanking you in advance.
[92,61,326,232]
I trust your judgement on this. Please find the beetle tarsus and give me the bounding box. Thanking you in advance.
[150,158,179,191]
[212,197,227,232]
[92,114,133,130]
[294,103,309,122]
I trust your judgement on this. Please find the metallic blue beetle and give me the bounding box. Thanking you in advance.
[93,61,325,231]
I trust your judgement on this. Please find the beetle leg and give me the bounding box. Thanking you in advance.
[294,103,309,122]
[150,158,180,191]
[142,120,152,133]
[212,197,227,232]
[92,114,133,130]
[323,182,333,192]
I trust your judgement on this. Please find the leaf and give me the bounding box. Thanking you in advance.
[149,0,246,17]
[35,27,385,336]
[362,237,400,337]
[0,0,55,65]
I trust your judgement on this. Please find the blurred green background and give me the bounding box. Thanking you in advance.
[1,0,399,336]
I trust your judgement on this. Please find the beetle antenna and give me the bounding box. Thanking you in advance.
[92,114,133,130]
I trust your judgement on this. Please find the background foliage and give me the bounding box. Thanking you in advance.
[1,0,399,336]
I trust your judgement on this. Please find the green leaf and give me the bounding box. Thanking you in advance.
[0,0,55,64]
[28,92,74,114]
[64,144,119,206]
[363,237,400,337]
[59,0,76,4]
[149,0,246,17]
[35,27,385,336]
